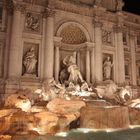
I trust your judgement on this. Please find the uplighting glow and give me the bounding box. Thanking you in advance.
[55,132,68,137]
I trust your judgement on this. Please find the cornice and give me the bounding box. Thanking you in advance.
[54,0,93,17]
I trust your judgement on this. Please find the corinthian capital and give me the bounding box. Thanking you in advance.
[14,3,26,13]
[93,18,103,28]
[43,7,55,18]
[113,24,123,33]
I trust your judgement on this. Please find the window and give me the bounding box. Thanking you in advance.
[137,36,140,46]
[138,66,140,77]
[123,32,127,45]
[0,7,2,22]
[125,64,129,76]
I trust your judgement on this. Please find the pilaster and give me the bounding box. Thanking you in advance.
[8,1,26,79]
[129,31,137,86]
[43,7,55,79]
[113,24,125,85]
[93,19,103,83]
[54,37,62,82]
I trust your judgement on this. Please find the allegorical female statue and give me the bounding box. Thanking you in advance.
[103,56,113,80]
[23,47,37,75]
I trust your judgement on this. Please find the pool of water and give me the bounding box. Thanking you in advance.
[12,126,140,140]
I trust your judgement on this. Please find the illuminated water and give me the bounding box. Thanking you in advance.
[12,126,140,140]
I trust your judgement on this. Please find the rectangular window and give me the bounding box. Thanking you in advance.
[137,36,140,46]
[0,7,2,21]
[125,64,129,76]
[123,33,127,45]
[139,67,140,77]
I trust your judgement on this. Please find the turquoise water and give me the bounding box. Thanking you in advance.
[13,127,140,140]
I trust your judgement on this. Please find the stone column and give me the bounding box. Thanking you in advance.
[86,48,90,83]
[77,51,81,69]
[1,7,7,31]
[0,43,3,77]
[114,31,119,84]
[114,25,125,85]
[91,47,95,83]
[4,8,12,78]
[93,20,103,83]
[43,7,55,79]
[54,37,62,82]
[130,32,137,86]
[54,46,60,82]
[8,1,25,79]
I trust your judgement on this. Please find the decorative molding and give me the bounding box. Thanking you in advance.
[102,30,112,45]
[6,77,21,85]
[54,36,62,47]
[43,7,55,18]
[6,1,26,14]
[54,0,93,17]
[59,24,87,44]
[113,25,123,33]
[14,3,26,12]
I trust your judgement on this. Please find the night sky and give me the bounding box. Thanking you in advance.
[123,0,140,15]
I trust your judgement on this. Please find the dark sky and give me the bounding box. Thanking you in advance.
[123,0,140,15]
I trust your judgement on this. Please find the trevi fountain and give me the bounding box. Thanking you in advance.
[0,0,140,139]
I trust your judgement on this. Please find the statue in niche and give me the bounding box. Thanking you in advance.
[25,12,40,31]
[60,52,84,85]
[103,56,113,80]
[23,47,37,75]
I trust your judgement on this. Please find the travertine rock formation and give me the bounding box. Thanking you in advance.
[47,98,86,114]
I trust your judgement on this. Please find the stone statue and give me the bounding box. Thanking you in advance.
[25,12,40,31]
[116,0,124,11]
[60,52,84,85]
[94,0,102,6]
[103,56,113,80]
[23,47,37,75]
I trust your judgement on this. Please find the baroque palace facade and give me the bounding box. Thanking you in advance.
[0,0,140,96]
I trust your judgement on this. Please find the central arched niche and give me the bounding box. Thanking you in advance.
[56,22,90,82]
[60,24,87,44]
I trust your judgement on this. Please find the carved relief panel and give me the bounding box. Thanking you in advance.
[24,12,41,33]
[102,30,112,45]
[22,42,39,77]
